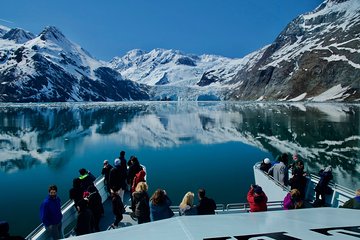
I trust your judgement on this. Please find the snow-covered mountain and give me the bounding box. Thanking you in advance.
[110,48,265,100]
[0,26,149,102]
[0,0,358,102]
[110,0,359,102]
[227,0,360,102]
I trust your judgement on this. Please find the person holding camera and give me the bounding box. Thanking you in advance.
[247,184,268,212]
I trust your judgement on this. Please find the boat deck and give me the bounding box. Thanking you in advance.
[66,207,360,240]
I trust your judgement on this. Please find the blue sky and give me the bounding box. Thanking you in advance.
[1,0,322,61]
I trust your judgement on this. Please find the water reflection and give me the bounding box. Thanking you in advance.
[0,102,359,177]
[0,101,359,236]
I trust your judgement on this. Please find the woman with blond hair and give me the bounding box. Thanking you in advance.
[283,189,303,210]
[132,182,150,224]
[179,192,198,215]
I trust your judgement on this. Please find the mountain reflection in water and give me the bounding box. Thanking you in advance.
[0,101,359,236]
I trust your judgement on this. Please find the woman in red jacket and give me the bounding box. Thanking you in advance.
[247,184,268,212]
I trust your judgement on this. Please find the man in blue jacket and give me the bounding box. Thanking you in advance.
[40,185,63,240]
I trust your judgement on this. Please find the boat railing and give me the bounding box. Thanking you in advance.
[225,200,283,213]
[170,201,283,216]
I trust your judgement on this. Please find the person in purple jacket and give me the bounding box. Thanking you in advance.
[283,189,303,210]
[40,185,63,240]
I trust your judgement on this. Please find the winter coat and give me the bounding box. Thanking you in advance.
[131,169,146,193]
[40,195,63,227]
[109,165,127,191]
[69,187,83,208]
[247,188,268,212]
[197,197,216,215]
[133,191,150,223]
[101,164,113,184]
[283,193,303,210]
[127,163,142,186]
[268,162,289,186]
[315,169,333,194]
[149,196,174,221]
[79,172,96,193]
[87,192,104,218]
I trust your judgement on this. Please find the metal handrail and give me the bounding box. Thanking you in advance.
[254,161,355,196]
[254,163,290,191]
[26,174,105,240]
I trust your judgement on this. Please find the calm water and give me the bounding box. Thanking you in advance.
[0,101,359,236]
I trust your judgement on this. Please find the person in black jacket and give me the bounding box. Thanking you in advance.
[101,160,113,195]
[78,168,96,193]
[314,166,333,207]
[110,190,124,229]
[109,158,127,202]
[197,188,216,215]
[75,199,94,236]
[69,178,83,210]
[86,185,104,232]
[132,182,150,224]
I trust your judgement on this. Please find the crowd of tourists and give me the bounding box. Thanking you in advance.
[37,150,217,239]
[258,152,360,210]
[3,150,358,240]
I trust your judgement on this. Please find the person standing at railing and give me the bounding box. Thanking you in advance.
[109,158,127,202]
[78,168,96,193]
[40,185,63,240]
[283,189,303,210]
[314,166,333,207]
[179,191,197,215]
[268,153,289,186]
[149,189,174,221]
[340,189,360,209]
[247,185,268,212]
[132,182,151,224]
[101,160,113,195]
[197,188,216,215]
[289,160,307,199]
[69,178,83,210]
[110,190,124,229]
[260,158,272,173]
[74,199,95,236]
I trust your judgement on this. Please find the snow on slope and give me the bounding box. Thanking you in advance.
[265,0,360,69]
[110,48,247,87]
[24,26,103,79]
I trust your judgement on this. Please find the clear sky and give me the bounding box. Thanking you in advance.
[1,0,323,61]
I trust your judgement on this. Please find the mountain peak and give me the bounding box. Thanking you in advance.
[39,26,67,42]
[2,28,35,44]
[0,25,10,37]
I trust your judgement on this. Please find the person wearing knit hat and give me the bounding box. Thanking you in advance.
[260,158,272,173]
